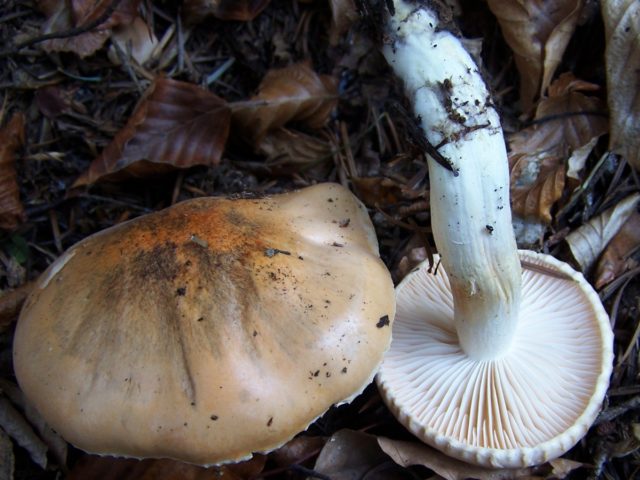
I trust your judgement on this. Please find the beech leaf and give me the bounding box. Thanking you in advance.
[377,437,536,480]
[0,282,35,332]
[0,428,14,480]
[108,16,159,66]
[0,395,47,469]
[68,455,265,480]
[565,193,640,271]
[73,78,231,187]
[313,429,402,480]
[595,211,640,288]
[602,0,640,170]
[486,0,582,111]
[0,113,26,231]
[258,128,333,170]
[37,0,141,57]
[329,0,359,45]
[232,62,338,146]
[183,0,271,23]
[508,73,608,224]
[489,0,582,112]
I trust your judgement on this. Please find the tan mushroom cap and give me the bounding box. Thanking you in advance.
[376,250,613,468]
[13,183,395,465]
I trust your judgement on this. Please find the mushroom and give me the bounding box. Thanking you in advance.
[375,0,613,468]
[13,183,395,465]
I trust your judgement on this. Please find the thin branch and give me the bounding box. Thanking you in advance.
[0,0,123,58]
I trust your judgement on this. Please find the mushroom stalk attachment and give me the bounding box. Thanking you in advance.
[383,1,521,360]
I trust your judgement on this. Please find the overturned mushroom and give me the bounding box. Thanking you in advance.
[376,0,613,468]
[13,183,395,465]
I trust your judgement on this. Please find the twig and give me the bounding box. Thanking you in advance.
[0,0,123,58]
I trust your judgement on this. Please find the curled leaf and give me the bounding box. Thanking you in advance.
[509,73,608,224]
[378,437,535,480]
[0,396,48,469]
[258,128,333,171]
[73,78,231,187]
[68,454,265,480]
[0,282,35,332]
[0,113,26,230]
[329,0,359,45]
[0,428,14,480]
[602,0,640,170]
[37,0,141,57]
[595,211,640,288]
[487,0,583,111]
[183,0,271,23]
[108,16,159,66]
[232,62,338,146]
[565,193,640,271]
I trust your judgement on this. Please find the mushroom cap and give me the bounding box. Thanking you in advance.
[376,250,613,468]
[13,183,395,465]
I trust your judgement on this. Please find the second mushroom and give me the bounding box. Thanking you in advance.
[376,0,614,469]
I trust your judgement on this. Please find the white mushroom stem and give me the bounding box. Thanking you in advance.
[384,1,521,360]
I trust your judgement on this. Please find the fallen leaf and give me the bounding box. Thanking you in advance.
[594,211,640,288]
[0,113,26,231]
[601,0,640,171]
[35,85,83,118]
[508,73,608,224]
[232,62,338,146]
[329,0,359,45]
[378,437,535,480]
[565,193,640,271]
[313,429,407,480]
[511,156,565,223]
[269,435,326,467]
[258,128,334,171]
[68,454,265,480]
[566,136,599,181]
[0,282,35,332]
[351,176,403,207]
[37,0,141,57]
[183,0,271,23]
[0,428,14,480]
[487,0,583,111]
[0,395,48,469]
[548,458,585,478]
[109,16,159,66]
[73,77,231,186]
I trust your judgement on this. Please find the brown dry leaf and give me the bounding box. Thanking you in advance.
[511,155,566,223]
[68,455,265,480]
[351,176,404,207]
[509,73,608,223]
[0,281,35,332]
[183,0,271,23]
[0,395,48,469]
[0,113,26,231]
[595,211,640,288]
[73,78,231,187]
[329,0,358,45]
[566,193,640,271]
[108,16,159,66]
[486,0,583,111]
[378,437,536,480]
[269,435,326,466]
[232,62,338,146]
[258,128,333,170]
[0,427,14,480]
[601,0,640,170]
[37,0,141,57]
[313,429,406,480]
